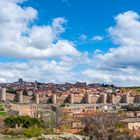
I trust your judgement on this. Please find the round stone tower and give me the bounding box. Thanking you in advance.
[69,94,74,104]
[16,90,23,104]
[35,93,40,104]
[123,93,130,104]
[100,93,107,104]
[52,94,57,104]
[0,88,6,102]
[85,93,91,104]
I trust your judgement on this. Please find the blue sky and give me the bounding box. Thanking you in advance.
[20,0,140,57]
[0,0,140,86]
[22,0,140,52]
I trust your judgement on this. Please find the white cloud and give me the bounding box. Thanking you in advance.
[79,34,87,40]
[0,60,77,83]
[82,67,140,86]
[52,17,67,35]
[2,0,25,3]
[0,0,80,59]
[1,1,140,86]
[84,11,140,86]
[0,0,81,83]
[0,51,92,83]
[92,35,103,41]
[96,11,140,69]
[109,11,140,46]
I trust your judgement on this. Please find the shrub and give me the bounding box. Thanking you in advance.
[135,137,140,140]
[0,104,4,111]
[44,128,54,135]
[23,127,45,137]
[0,111,7,116]
[4,116,44,128]
[115,122,124,129]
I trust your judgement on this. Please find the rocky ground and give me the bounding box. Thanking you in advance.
[0,133,88,140]
[40,133,88,140]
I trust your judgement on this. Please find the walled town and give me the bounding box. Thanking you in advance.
[0,79,140,139]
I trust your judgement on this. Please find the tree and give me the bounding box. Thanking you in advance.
[81,113,132,140]
[40,106,64,131]
[50,106,63,129]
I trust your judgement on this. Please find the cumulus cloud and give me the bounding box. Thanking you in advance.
[0,0,80,59]
[92,35,103,41]
[2,0,25,3]
[0,51,91,83]
[82,67,140,86]
[79,34,88,40]
[52,17,67,35]
[83,11,140,86]
[0,60,74,83]
[0,0,81,83]
[96,11,140,69]
[109,11,140,46]
[1,1,140,86]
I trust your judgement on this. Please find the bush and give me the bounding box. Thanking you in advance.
[115,123,124,129]
[44,128,54,135]
[0,111,7,116]
[0,104,4,111]
[135,137,140,140]
[4,116,44,128]
[23,127,45,137]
